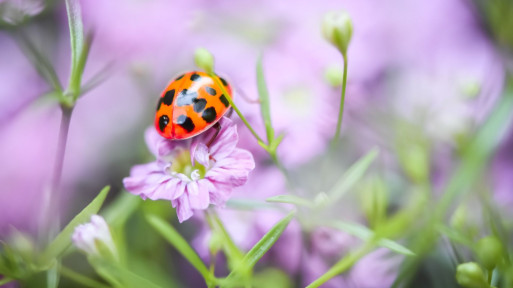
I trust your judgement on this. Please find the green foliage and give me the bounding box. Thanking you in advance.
[145,215,211,282]
[40,186,110,265]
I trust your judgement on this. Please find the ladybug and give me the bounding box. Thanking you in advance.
[155,71,233,141]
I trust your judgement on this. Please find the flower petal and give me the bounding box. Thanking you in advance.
[173,193,193,223]
[188,180,210,210]
[208,118,238,160]
[193,143,210,168]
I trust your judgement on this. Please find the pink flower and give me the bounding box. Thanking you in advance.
[123,117,255,222]
[72,215,117,258]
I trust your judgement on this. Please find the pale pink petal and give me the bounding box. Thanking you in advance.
[208,119,238,160]
[193,143,210,168]
[173,193,193,223]
[188,180,210,209]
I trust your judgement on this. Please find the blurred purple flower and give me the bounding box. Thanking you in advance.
[302,227,401,288]
[123,117,255,222]
[72,214,116,258]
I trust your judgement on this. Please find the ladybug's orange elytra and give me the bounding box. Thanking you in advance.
[155,71,233,140]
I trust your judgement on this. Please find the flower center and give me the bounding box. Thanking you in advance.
[170,149,207,179]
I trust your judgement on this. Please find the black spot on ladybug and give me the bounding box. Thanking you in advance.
[190,73,201,81]
[156,98,164,111]
[176,115,195,132]
[162,89,175,106]
[202,107,217,123]
[175,74,185,81]
[158,115,169,132]
[220,77,228,87]
[219,94,229,108]
[176,89,199,106]
[193,98,207,113]
[205,86,217,96]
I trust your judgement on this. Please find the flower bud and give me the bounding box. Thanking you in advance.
[456,262,488,288]
[72,215,117,261]
[324,65,344,87]
[475,236,503,270]
[194,47,215,74]
[397,140,430,184]
[450,205,468,230]
[322,11,353,55]
[360,176,388,228]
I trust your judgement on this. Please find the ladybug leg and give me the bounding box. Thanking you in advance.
[236,87,260,104]
[226,107,234,118]
[206,122,222,148]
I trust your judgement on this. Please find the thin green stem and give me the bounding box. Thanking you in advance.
[209,73,265,144]
[306,242,374,288]
[60,266,111,288]
[0,278,13,286]
[331,54,348,149]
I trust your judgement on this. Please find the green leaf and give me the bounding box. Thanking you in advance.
[327,147,379,203]
[14,31,63,92]
[268,133,284,153]
[145,215,211,281]
[256,55,275,143]
[331,221,415,256]
[0,277,13,286]
[226,198,278,210]
[266,194,313,208]
[47,261,60,288]
[242,211,295,268]
[225,211,295,283]
[80,62,113,97]
[65,0,92,100]
[206,212,244,268]
[65,0,84,76]
[40,186,110,264]
[436,225,474,248]
[102,193,141,228]
[89,258,161,288]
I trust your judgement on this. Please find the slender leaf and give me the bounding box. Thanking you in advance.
[328,148,379,203]
[331,221,415,256]
[102,192,141,228]
[41,186,110,263]
[207,212,244,266]
[14,32,63,92]
[146,215,210,280]
[65,0,84,76]
[90,258,161,288]
[47,261,60,288]
[226,198,278,210]
[80,62,114,96]
[60,266,111,288]
[242,211,295,268]
[266,194,313,208]
[256,55,275,143]
[436,225,474,248]
[225,211,295,284]
[0,277,13,286]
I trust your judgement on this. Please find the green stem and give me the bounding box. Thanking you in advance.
[210,73,265,144]
[0,278,13,286]
[60,266,110,288]
[306,242,374,288]
[331,54,348,149]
